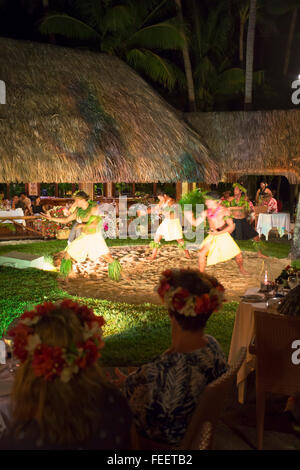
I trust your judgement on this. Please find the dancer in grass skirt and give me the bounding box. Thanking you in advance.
[143,193,190,260]
[224,183,267,258]
[186,191,247,274]
[41,191,122,280]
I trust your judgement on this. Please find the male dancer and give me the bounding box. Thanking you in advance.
[187,191,246,274]
[41,191,121,280]
[144,192,190,260]
[227,183,267,258]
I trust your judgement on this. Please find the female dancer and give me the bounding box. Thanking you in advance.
[147,193,190,260]
[186,191,246,274]
[41,191,121,280]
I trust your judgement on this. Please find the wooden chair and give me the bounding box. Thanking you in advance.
[137,347,247,450]
[253,310,300,450]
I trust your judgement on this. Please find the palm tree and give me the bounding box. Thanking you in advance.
[244,0,256,110]
[39,0,186,91]
[174,0,196,111]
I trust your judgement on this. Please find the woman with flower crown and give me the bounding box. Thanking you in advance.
[0,300,133,449]
[41,191,122,280]
[113,269,228,446]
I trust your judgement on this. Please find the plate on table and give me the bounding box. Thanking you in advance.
[240,294,265,303]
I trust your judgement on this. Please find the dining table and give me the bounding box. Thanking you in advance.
[256,212,291,241]
[0,208,25,226]
[228,286,280,404]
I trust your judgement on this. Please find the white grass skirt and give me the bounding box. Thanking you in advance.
[155,218,183,241]
[66,232,110,262]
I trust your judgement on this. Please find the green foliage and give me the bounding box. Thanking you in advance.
[108,260,122,281]
[0,264,238,364]
[60,258,73,277]
[179,189,207,215]
[40,1,185,90]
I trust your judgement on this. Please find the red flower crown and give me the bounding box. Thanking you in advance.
[157,269,225,317]
[8,300,105,383]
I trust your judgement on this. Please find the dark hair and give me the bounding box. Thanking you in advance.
[74,191,89,201]
[166,269,222,331]
[205,191,220,201]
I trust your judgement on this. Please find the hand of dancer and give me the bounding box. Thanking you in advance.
[40,213,52,221]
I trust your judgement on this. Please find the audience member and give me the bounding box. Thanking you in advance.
[0,300,133,450]
[115,269,228,446]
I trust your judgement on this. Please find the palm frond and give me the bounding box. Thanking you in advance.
[194,56,217,87]
[214,68,245,96]
[126,21,185,50]
[39,13,100,40]
[126,48,184,90]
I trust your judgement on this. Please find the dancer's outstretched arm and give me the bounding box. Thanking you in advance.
[40,211,76,224]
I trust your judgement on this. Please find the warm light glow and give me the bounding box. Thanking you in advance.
[264,270,268,285]
[42,262,56,272]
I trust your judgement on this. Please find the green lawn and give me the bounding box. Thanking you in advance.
[0,237,292,365]
[0,263,236,365]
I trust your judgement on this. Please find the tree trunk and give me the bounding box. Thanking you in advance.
[292,192,300,260]
[276,175,281,200]
[175,0,196,111]
[283,8,298,76]
[244,0,257,110]
[239,6,248,65]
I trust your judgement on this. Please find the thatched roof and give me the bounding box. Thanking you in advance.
[185,110,300,184]
[0,38,219,183]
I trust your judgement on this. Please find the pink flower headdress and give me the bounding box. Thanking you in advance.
[157,269,225,317]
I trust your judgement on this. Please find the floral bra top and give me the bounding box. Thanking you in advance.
[207,205,222,219]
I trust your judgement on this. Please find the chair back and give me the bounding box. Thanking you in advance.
[179,347,246,450]
[254,310,300,396]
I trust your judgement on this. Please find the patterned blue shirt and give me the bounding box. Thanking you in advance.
[124,335,228,445]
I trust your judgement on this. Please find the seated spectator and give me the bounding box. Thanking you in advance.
[0,300,132,450]
[20,193,33,215]
[11,195,22,210]
[31,196,45,214]
[116,269,228,446]
[262,194,278,213]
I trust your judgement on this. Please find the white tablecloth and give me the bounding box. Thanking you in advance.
[256,212,291,240]
[0,208,25,226]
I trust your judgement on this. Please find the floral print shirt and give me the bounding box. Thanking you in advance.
[124,335,228,445]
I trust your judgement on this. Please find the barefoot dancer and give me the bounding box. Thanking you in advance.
[147,193,190,260]
[187,191,246,274]
[41,191,121,280]
[226,183,267,258]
